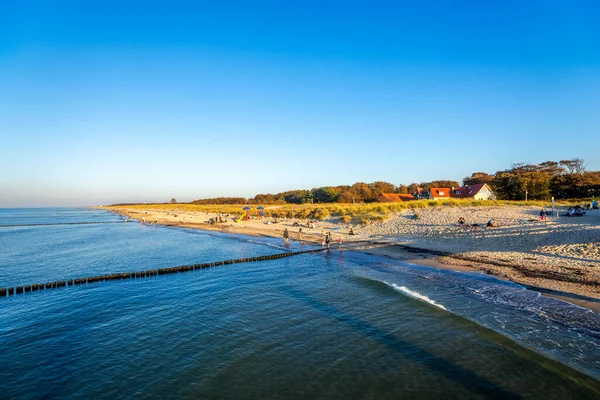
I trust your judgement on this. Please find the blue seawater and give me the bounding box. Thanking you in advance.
[1,208,599,399]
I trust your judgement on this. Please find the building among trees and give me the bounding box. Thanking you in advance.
[429,188,453,200]
[190,159,595,205]
[451,183,496,200]
[412,187,428,199]
[376,193,416,202]
[429,183,496,200]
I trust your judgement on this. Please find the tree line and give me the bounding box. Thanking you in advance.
[251,180,463,204]
[189,159,599,204]
[192,180,460,205]
[464,159,600,200]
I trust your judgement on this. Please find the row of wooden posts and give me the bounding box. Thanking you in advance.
[0,248,326,297]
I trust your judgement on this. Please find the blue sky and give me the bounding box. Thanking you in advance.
[1,1,599,206]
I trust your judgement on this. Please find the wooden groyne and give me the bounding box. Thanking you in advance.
[0,248,326,297]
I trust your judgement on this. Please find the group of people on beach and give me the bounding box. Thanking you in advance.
[282,227,345,248]
[458,216,498,229]
[292,220,318,229]
[458,217,481,229]
[209,216,224,224]
[321,232,343,248]
[564,207,585,217]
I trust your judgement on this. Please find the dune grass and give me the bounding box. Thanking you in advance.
[104,198,582,225]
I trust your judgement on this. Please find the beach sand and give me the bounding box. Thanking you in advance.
[103,204,600,309]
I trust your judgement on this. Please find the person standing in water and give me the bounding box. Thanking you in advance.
[283,228,289,243]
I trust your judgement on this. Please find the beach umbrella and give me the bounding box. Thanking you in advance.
[243,206,251,210]
[257,206,264,210]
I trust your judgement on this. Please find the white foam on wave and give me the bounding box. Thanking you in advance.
[245,239,290,251]
[386,282,448,311]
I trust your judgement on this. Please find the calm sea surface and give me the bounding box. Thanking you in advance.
[1,208,599,399]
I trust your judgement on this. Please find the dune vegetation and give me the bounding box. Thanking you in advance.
[104,198,577,225]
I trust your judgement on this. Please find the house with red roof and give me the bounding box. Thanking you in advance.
[429,188,453,200]
[452,183,496,200]
[429,184,496,200]
[412,187,428,199]
[377,193,416,202]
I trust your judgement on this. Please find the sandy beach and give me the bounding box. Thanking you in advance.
[104,204,600,306]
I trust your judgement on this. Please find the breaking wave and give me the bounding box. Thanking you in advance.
[385,282,448,311]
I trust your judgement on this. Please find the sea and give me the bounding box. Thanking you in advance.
[1,208,599,399]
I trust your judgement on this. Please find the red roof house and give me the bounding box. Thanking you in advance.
[377,193,416,202]
[429,184,496,200]
[429,188,452,200]
[412,187,427,199]
[450,183,496,200]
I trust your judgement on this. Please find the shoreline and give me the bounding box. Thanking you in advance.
[352,242,600,313]
[104,206,600,313]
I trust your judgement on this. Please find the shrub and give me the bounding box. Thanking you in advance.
[309,208,330,220]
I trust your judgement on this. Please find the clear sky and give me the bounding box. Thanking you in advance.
[1,1,599,207]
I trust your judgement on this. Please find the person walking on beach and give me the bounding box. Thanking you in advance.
[325,232,331,248]
[338,236,343,248]
[298,227,302,241]
[283,228,289,243]
[540,208,546,221]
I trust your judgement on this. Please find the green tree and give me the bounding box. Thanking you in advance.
[312,187,340,203]
[463,172,494,186]
[493,162,558,200]
[282,190,313,204]
[368,181,396,197]
[253,193,278,204]
[336,185,354,203]
[349,182,374,202]
[396,184,409,194]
